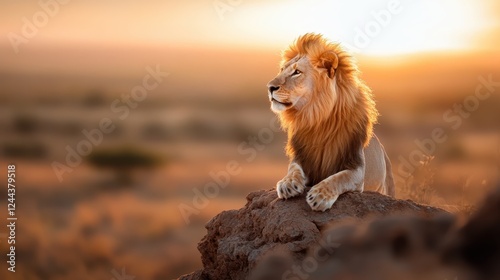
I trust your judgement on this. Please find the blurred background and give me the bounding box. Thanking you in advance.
[0,0,499,279]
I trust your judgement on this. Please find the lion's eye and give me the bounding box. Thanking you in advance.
[292,69,302,76]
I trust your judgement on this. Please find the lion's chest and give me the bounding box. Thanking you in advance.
[289,125,364,186]
[290,136,343,186]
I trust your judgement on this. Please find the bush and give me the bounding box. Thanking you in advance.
[86,147,164,185]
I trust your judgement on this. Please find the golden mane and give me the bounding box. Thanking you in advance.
[278,33,378,186]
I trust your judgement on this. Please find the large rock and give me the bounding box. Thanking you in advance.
[447,185,500,279]
[178,189,444,280]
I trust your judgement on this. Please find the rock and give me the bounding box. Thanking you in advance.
[446,185,500,279]
[177,270,204,280]
[178,189,444,280]
[252,185,500,280]
[255,212,460,280]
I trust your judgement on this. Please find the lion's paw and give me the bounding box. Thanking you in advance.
[276,175,305,199]
[306,183,339,211]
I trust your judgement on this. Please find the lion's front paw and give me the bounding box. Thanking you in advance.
[306,183,339,211]
[276,175,305,199]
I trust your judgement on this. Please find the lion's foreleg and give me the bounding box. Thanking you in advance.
[276,162,307,199]
[306,150,365,211]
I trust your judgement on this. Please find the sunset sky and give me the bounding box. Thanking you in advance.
[1,0,499,55]
[1,4,499,278]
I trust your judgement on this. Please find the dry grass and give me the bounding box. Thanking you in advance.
[398,155,481,218]
[399,155,437,205]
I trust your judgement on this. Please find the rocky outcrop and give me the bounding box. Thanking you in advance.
[177,189,444,280]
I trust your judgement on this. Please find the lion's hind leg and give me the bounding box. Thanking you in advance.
[383,151,396,197]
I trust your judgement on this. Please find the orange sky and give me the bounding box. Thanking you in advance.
[1,0,499,55]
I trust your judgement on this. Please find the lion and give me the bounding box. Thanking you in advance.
[267,33,395,211]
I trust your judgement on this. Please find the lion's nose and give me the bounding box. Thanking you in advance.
[269,86,280,94]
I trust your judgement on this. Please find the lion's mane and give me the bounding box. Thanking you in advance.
[278,33,378,186]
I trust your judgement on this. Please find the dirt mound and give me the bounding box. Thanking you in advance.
[177,189,444,280]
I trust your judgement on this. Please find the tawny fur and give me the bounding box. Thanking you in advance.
[279,34,377,186]
[268,33,395,210]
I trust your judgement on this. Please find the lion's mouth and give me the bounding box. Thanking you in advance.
[271,98,293,107]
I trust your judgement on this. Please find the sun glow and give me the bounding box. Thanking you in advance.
[229,0,491,55]
[0,0,496,56]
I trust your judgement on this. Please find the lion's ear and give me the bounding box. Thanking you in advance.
[318,51,339,79]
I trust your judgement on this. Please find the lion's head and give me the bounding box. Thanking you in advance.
[267,33,377,139]
[267,34,339,117]
[267,33,378,185]
[268,33,377,131]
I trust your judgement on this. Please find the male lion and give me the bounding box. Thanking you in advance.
[267,33,395,211]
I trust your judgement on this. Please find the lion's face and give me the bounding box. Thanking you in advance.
[267,56,316,113]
